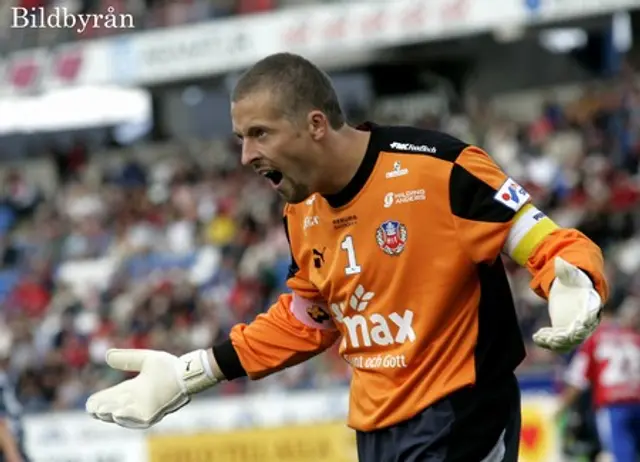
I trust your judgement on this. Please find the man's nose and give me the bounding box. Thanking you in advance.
[241,141,260,167]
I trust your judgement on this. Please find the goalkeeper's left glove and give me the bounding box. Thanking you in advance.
[85,348,220,429]
[532,257,602,352]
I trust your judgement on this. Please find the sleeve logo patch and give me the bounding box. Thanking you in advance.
[494,178,530,211]
[307,304,331,324]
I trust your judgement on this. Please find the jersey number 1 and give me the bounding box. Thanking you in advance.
[341,235,361,275]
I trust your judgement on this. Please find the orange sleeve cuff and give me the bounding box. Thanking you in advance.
[527,228,609,302]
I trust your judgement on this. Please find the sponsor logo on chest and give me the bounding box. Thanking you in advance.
[303,215,320,230]
[331,284,416,349]
[385,161,409,179]
[384,189,426,208]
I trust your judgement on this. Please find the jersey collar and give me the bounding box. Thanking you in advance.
[323,121,381,208]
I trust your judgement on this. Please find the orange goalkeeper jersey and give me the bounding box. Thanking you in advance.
[212,122,608,432]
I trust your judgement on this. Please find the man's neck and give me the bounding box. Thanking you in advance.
[317,125,371,196]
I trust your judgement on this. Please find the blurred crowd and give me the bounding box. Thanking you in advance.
[0,72,638,414]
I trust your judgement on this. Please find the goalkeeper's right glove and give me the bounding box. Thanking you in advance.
[85,348,220,429]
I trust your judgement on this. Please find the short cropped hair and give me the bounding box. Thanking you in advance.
[232,53,345,130]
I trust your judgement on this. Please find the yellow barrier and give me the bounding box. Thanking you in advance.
[147,422,357,462]
[148,394,563,462]
[519,394,562,462]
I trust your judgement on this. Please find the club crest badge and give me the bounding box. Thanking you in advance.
[376,220,407,256]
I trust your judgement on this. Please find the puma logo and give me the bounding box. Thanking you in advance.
[313,247,326,269]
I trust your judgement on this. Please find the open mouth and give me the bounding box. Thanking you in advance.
[261,170,283,187]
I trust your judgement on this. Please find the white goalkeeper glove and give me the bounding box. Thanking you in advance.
[86,348,220,429]
[532,257,602,352]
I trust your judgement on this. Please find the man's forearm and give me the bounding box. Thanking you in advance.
[205,294,340,382]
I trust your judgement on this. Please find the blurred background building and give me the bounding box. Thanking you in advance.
[0,0,639,461]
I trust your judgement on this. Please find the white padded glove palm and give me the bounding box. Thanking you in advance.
[532,257,602,352]
[86,348,218,429]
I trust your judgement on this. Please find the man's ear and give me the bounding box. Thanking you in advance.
[307,111,328,141]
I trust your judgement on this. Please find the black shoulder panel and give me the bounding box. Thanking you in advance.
[449,163,515,223]
[375,125,469,163]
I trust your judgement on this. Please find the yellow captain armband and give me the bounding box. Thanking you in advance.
[503,203,559,266]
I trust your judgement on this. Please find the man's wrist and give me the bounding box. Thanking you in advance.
[178,349,220,395]
[207,349,226,381]
[178,341,243,395]
[211,339,248,380]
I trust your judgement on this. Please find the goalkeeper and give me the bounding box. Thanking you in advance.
[86,53,608,462]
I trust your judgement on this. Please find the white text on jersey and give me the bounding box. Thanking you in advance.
[303,216,320,230]
[390,142,437,154]
[384,189,426,208]
[330,284,416,349]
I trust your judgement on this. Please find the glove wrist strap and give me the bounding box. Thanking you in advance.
[178,349,219,395]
